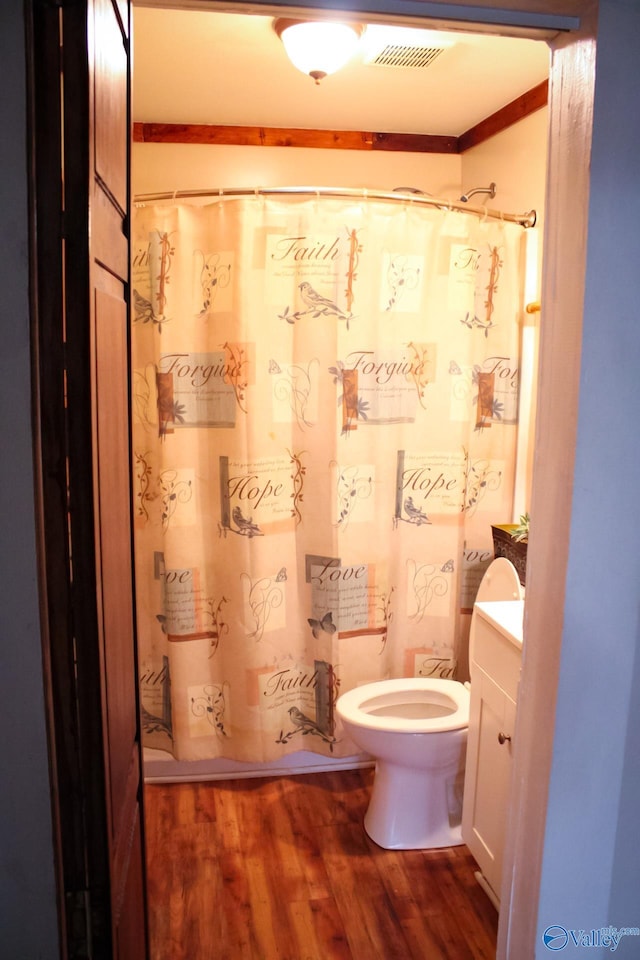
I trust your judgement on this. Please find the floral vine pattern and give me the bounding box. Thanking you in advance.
[327,662,341,726]
[191,683,230,738]
[407,341,432,409]
[407,559,449,622]
[195,250,231,316]
[384,255,421,311]
[198,596,230,659]
[270,358,318,428]
[344,226,363,313]
[484,244,503,328]
[242,572,285,641]
[133,230,175,332]
[222,341,249,414]
[332,462,373,528]
[134,451,157,523]
[158,469,193,530]
[287,451,306,526]
[376,587,395,653]
[134,456,193,528]
[459,244,504,337]
[154,230,174,321]
[463,451,502,516]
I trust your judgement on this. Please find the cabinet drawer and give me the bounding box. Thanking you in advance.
[472,616,521,701]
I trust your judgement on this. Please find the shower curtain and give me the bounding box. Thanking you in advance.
[132,193,526,763]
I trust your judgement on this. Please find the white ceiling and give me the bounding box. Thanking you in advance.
[132,8,550,137]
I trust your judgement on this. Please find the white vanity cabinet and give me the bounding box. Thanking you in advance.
[462,600,524,909]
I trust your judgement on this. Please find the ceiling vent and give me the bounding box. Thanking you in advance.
[367,44,446,69]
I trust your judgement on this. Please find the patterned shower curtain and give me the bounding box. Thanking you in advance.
[132,193,526,763]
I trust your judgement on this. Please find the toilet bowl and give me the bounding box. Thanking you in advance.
[335,556,523,851]
[337,678,469,849]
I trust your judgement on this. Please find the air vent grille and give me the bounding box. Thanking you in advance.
[369,44,445,69]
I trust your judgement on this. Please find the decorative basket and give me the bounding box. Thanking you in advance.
[491,524,527,586]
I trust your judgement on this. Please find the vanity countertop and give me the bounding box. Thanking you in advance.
[474,599,524,649]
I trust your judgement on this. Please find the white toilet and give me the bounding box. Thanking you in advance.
[336,557,523,850]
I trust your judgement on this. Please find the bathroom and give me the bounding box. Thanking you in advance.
[132,5,548,955]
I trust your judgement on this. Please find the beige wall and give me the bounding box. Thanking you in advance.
[461,106,548,231]
[132,140,462,196]
[461,106,549,517]
[132,108,548,217]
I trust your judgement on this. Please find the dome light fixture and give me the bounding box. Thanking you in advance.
[273,18,364,84]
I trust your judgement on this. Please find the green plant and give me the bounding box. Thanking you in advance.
[511,513,530,543]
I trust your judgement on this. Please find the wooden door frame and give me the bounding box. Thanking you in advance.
[29,2,106,953]
[30,0,596,955]
[29,0,146,955]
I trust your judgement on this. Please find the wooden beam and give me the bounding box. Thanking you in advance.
[372,131,458,153]
[132,82,549,155]
[133,122,458,153]
[457,80,549,153]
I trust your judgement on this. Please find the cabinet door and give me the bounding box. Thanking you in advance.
[462,668,516,902]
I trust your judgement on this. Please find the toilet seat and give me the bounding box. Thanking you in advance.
[336,678,470,734]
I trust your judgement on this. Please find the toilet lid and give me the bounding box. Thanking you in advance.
[468,558,523,680]
[475,557,523,603]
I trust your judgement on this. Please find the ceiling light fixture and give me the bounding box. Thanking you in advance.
[274,19,364,84]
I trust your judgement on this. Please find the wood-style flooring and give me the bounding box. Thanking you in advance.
[144,768,497,960]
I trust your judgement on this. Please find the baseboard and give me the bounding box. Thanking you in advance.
[474,870,500,911]
[143,749,374,784]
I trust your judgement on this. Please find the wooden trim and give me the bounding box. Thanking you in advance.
[133,121,458,153]
[458,80,549,153]
[134,122,371,149]
[372,131,458,152]
[28,3,70,955]
[496,22,597,960]
[132,82,547,155]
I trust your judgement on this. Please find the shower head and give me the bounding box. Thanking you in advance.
[460,182,496,203]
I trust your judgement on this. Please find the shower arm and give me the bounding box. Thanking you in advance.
[133,185,536,229]
[460,182,497,203]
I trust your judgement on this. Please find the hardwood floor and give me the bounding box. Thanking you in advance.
[144,768,497,960]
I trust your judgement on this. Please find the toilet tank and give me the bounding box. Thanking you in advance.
[469,558,523,678]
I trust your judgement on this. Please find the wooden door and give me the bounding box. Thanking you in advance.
[32,0,147,955]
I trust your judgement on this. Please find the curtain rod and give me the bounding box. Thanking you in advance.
[133,186,537,229]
